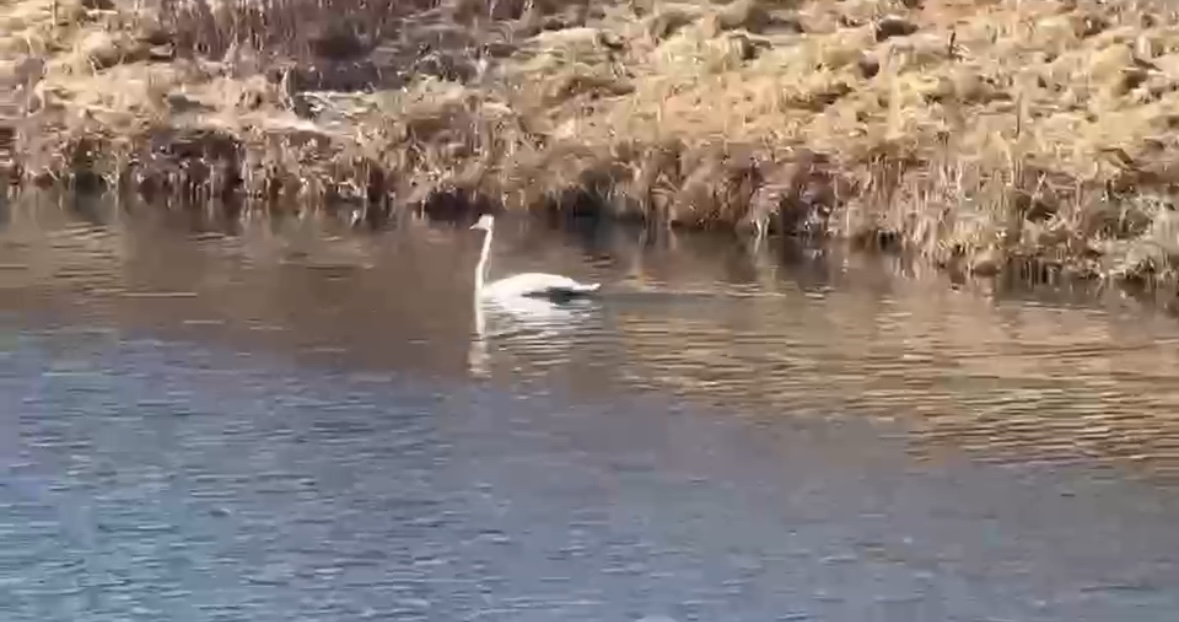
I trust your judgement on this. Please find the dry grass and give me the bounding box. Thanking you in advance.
[8,0,1179,285]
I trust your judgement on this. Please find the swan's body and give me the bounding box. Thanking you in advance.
[470,214,600,301]
[480,271,599,299]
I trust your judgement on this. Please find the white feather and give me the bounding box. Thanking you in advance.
[470,215,600,301]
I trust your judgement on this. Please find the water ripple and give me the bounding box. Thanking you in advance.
[1,200,1179,619]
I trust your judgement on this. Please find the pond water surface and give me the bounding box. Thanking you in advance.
[2,194,1179,621]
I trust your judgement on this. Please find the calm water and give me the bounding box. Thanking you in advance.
[3,194,1179,621]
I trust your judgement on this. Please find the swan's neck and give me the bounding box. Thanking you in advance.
[474,226,493,294]
[470,270,489,377]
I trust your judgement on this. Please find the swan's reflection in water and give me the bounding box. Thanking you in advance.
[470,294,602,379]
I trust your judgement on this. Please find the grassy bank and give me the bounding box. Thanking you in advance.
[6,0,1179,285]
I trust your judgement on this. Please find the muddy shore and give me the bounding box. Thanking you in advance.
[5,0,1179,287]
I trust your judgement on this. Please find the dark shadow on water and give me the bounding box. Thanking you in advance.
[64,191,114,228]
[0,189,11,231]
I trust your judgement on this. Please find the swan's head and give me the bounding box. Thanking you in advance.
[470,214,495,232]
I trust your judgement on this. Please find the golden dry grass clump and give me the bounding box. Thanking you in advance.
[7,0,1179,285]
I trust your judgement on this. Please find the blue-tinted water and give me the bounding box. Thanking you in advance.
[1,198,1179,621]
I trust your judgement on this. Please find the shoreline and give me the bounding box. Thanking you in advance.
[6,0,1179,289]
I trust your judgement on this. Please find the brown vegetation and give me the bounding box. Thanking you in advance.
[7,0,1179,286]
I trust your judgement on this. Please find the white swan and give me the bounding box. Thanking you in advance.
[470,214,600,301]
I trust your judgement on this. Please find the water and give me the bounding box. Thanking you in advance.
[2,194,1179,620]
